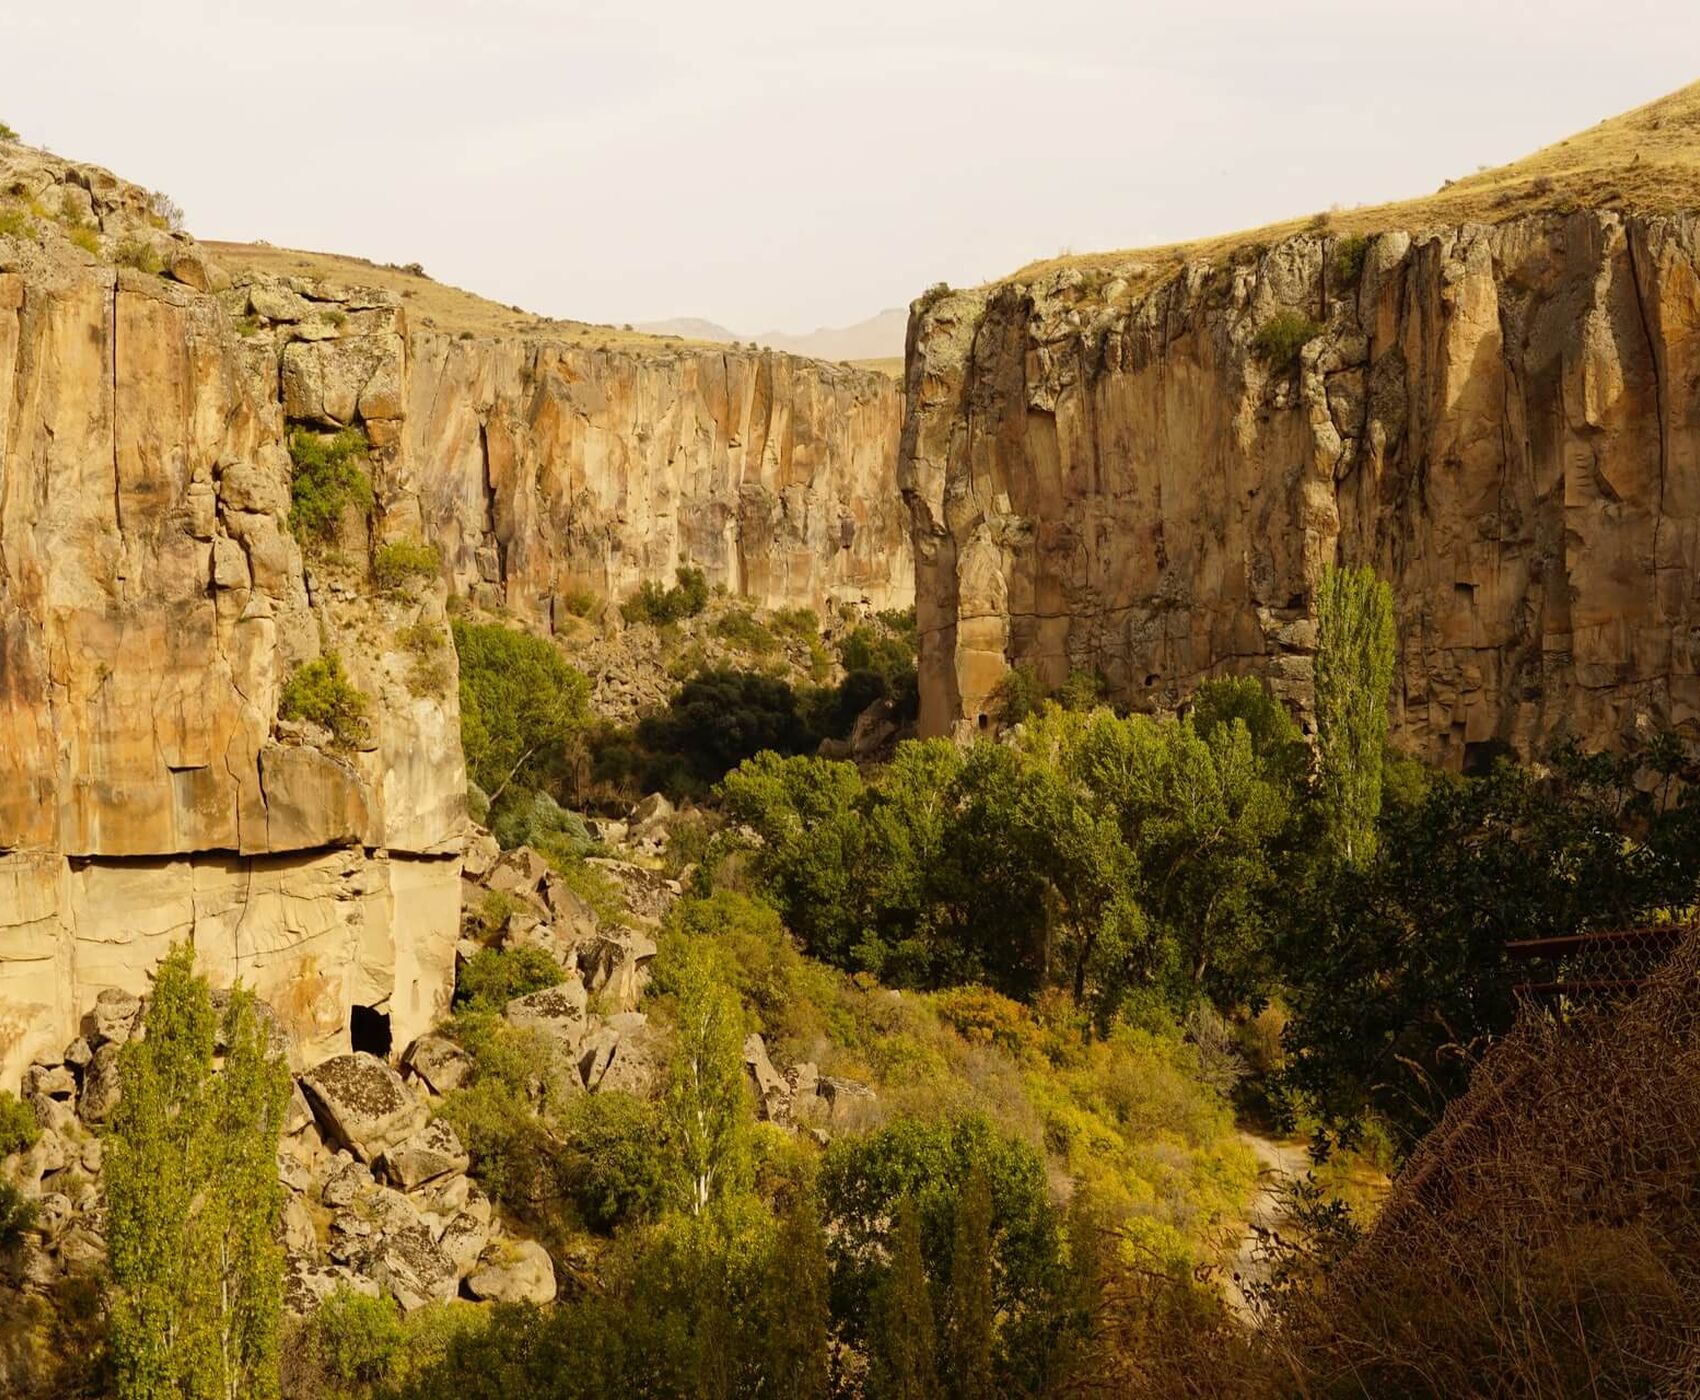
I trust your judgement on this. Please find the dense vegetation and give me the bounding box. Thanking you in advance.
[20,560,1700,1398]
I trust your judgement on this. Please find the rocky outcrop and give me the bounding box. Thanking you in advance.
[901,208,1700,764]
[0,143,464,1086]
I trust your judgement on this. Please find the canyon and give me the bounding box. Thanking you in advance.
[5,82,1700,1092]
[901,83,1700,764]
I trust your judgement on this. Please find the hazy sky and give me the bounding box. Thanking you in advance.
[9,2,1698,333]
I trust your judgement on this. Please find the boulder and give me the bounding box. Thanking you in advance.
[578,1012,662,1096]
[438,1210,490,1278]
[487,847,550,896]
[744,1034,788,1121]
[321,1156,375,1209]
[378,1119,470,1192]
[401,1034,472,1096]
[465,1239,556,1305]
[628,792,675,843]
[89,988,143,1048]
[300,1053,429,1163]
[23,1064,76,1100]
[585,858,679,923]
[77,1043,122,1124]
[578,927,657,1010]
[504,981,590,1051]
[462,829,501,881]
[286,1259,380,1315]
[366,1221,459,1312]
[816,1075,878,1127]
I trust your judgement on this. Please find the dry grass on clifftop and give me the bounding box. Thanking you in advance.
[1010,78,1700,287]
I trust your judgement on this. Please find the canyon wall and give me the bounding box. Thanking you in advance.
[901,210,1700,763]
[0,144,909,1088]
[0,148,467,1087]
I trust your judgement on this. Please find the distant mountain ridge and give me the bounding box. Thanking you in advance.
[638,306,907,362]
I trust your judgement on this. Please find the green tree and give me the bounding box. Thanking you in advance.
[1313,563,1395,866]
[869,1198,940,1400]
[758,1190,831,1399]
[943,1168,995,1400]
[106,946,291,1400]
[664,945,751,1215]
[453,619,591,807]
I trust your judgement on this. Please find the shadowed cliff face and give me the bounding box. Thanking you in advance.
[900,210,1700,765]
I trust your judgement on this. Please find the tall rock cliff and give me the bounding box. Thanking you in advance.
[0,146,468,1088]
[210,242,911,631]
[901,84,1700,763]
[0,152,908,1089]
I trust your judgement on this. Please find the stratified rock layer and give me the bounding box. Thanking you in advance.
[901,210,1700,763]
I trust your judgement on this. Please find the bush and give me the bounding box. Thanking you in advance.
[287,425,372,541]
[1333,233,1371,287]
[0,1182,37,1251]
[112,239,164,275]
[0,121,17,142]
[1251,309,1324,370]
[305,1285,404,1387]
[68,225,100,255]
[559,588,599,618]
[277,653,369,748]
[489,789,597,859]
[620,566,710,626]
[917,281,953,314]
[994,663,1046,724]
[711,608,776,655]
[455,945,563,1015]
[634,668,816,796]
[771,606,819,640]
[560,1093,669,1233]
[372,537,441,592]
[0,206,31,239]
[0,1089,40,1157]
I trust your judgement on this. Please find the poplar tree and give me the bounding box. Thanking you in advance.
[664,945,750,1215]
[761,1189,832,1399]
[943,1168,995,1400]
[1314,562,1396,866]
[869,1197,940,1400]
[106,945,292,1400]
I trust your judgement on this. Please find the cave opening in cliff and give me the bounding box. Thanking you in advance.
[351,1004,392,1058]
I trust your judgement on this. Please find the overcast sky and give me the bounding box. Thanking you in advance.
[8,2,1698,333]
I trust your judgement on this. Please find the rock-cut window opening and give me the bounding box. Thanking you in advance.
[351,1004,392,1058]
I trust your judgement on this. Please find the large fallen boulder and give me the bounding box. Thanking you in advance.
[504,981,590,1051]
[300,1053,429,1163]
[465,1239,556,1305]
[377,1119,470,1192]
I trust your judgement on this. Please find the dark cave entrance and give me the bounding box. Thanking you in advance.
[351,1004,392,1058]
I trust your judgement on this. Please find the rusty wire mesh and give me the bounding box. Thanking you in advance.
[1272,922,1700,1396]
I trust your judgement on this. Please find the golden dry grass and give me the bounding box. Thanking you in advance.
[203,240,723,351]
[1010,78,1700,286]
[849,355,904,377]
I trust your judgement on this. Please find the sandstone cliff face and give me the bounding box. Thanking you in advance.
[0,146,910,1089]
[901,210,1700,763]
[360,326,905,629]
[0,146,465,1087]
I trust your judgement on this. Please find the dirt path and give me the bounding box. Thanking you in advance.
[1227,1131,1310,1321]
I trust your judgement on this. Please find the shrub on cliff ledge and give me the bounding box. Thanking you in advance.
[1251,309,1324,370]
[372,537,442,593]
[287,425,373,541]
[620,566,709,626]
[278,653,369,749]
[0,121,18,142]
